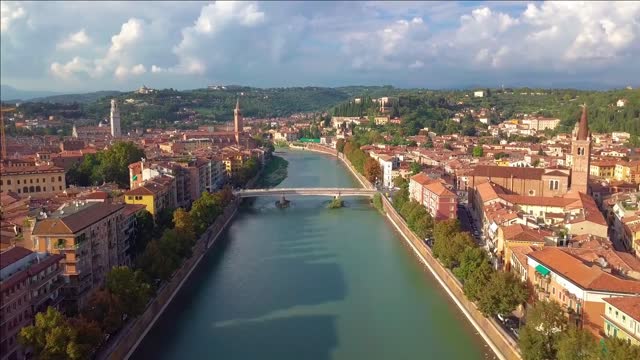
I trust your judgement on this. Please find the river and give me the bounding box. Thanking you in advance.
[131,149,491,360]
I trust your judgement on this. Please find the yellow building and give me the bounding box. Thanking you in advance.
[222,153,246,178]
[590,161,617,179]
[603,297,640,346]
[615,161,640,183]
[124,176,177,216]
[0,164,66,197]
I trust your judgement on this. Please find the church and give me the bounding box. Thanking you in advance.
[468,105,592,201]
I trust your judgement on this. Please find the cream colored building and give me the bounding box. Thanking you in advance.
[0,164,66,197]
[603,297,640,345]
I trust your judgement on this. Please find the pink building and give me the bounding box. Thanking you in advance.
[409,173,457,220]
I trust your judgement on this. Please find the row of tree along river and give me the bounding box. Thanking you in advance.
[132,150,492,359]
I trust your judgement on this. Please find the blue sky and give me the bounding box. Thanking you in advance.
[1,1,639,92]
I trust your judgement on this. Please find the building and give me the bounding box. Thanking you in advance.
[0,247,64,360]
[527,247,640,335]
[31,202,126,312]
[0,164,66,197]
[522,117,561,132]
[124,176,177,217]
[603,297,640,345]
[617,99,628,108]
[614,161,640,183]
[571,105,592,194]
[234,98,243,145]
[409,173,457,221]
[474,91,484,98]
[590,161,617,180]
[377,155,397,189]
[497,224,548,270]
[110,99,121,138]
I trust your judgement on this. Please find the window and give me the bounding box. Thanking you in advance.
[128,196,133,200]
[17,179,20,184]
[549,180,559,190]
[36,178,39,183]
[59,186,62,190]
[29,186,35,193]
[35,186,41,192]
[135,195,143,200]
[51,177,55,182]
[30,179,33,184]
[58,176,62,181]
[6,179,10,185]
[42,178,45,183]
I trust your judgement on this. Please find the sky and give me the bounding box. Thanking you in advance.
[1,1,639,92]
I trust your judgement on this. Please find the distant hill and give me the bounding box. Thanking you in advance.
[31,91,122,104]
[1,85,60,101]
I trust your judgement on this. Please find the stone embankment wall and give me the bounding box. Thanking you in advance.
[304,143,520,360]
[103,199,240,360]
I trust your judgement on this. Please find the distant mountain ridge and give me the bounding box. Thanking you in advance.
[1,85,60,101]
[1,85,121,104]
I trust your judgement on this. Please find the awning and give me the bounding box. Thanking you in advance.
[535,264,550,276]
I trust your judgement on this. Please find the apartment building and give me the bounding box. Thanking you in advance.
[1,247,64,360]
[527,247,640,335]
[31,202,125,312]
[409,173,457,221]
[603,297,640,345]
[0,165,66,197]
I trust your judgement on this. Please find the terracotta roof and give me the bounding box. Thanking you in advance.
[410,172,432,186]
[528,247,640,294]
[501,194,576,208]
[511,245,535,267]
[543,170,570,177]
[32,203,124,235]
[122,203,146,217]
[471,165,545,180]
[604,297,640,322]
[0,165,65,175]
[501,224,549,243]
[0,246,32,270]
[424,181,456,197]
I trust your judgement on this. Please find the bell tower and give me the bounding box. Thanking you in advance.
[570,104,591,193]
[234,98,243,145]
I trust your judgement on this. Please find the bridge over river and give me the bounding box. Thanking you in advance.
[234,187,377,198]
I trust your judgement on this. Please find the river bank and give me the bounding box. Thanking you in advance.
[302,143,519,360]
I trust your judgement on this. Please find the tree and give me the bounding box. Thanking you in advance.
[19,307,74,360]
[556,327,599,360]
[519,300,568,360]
[98,141,145,187]
[106,266,151,317]
[476,271,528,317]
[66,317,103,360]
[83,290,124,334]
[454,246,488,282]
[364,157,382,184]
[472,146,484,157]
[173,208,195,241]
[463,261,494,301]
[600,337,640,359]
[336,139,346,153]
[130,210,154,258]
[410,162,422,175]
[191,191,223,235]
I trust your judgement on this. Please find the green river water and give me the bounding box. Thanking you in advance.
[132,150,491,360]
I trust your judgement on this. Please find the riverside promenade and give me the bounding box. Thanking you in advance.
[303,143,521,360]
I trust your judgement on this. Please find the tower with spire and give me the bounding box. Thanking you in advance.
[234,98,243,145]
[110,99,121,137]
[570,104,591,193]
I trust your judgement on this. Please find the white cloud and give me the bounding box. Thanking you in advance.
[130,64,146,75]
[1,2,26,33]
[50,57,91,79]
[170,1,265,74]
[57,29,90,50]
[151,65,165,73]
